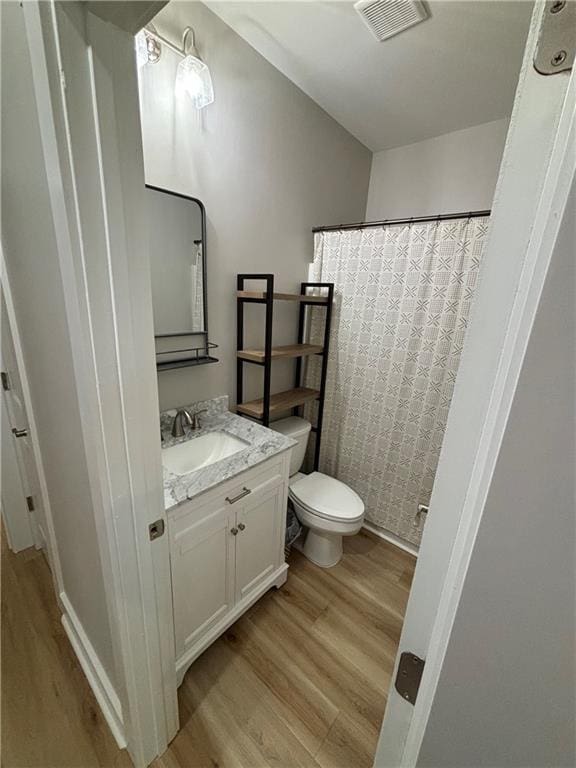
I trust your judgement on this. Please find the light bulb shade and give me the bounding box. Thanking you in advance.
[175,55,214,109]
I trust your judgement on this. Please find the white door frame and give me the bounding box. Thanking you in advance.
[1,252,61,575]
[21,2,177,765]
[376,2,576,763]
[1,395,35,552]
[1,286,38,552]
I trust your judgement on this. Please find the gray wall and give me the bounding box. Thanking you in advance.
[0,1,116,684]
[418,178,576,768]
[138,0,371,411]
[366,119,509,221]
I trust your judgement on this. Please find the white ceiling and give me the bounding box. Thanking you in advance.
[206,1,533,152]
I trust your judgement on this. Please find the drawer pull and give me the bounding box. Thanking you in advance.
[226,487,251,505]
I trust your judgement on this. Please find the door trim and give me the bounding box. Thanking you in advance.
[21,3,177,764]
[407,67,575,761]
[382,35,576,768]
[1,394,34,551]
[1,251,62,581]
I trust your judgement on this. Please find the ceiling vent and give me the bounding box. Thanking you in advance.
[354,0,429,42]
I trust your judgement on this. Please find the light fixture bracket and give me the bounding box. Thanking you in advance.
[139,24,214,109]
[182,27,196,56]
[143,23,162,64]
[144,25,199,62]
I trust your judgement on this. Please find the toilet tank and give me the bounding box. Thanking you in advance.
[272,417,311,476]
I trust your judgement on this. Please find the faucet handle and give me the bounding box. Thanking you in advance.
[192,409,208,430]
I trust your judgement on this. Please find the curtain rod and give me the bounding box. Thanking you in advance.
[312,209,491,234]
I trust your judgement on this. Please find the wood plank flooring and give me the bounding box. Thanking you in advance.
[2,530,415,768]
[1,533,133,768]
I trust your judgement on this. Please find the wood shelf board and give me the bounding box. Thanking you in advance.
[237,344,324,363]
[237,290,328,304]
[236,387,320,419]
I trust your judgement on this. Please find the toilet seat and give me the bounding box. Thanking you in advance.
[289,472,364,524]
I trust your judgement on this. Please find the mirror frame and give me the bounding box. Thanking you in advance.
[146,184,215,370]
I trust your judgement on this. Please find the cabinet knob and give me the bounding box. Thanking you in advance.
[231,527,239,536]
[238,523,246,531]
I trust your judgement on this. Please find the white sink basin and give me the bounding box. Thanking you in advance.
[162,431,248,476]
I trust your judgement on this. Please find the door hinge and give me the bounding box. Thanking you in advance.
[395,652,425,705]
[534,1,575,75]
[26,496,35,512]
[149,518,165,541]
[1,371,10,391]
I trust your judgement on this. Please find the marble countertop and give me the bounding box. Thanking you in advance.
[161,396,295,511]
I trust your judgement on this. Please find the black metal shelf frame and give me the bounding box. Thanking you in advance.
[155,340,219,371]
[296,281,334,470]
[236,274,334,471]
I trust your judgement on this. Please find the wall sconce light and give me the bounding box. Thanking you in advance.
[136,25,214,110]
[175,28,214,109]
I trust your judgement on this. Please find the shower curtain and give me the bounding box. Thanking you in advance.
[304,216,489,547]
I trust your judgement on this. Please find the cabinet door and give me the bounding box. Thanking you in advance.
[235,480,285,603]
[170,503,236,658]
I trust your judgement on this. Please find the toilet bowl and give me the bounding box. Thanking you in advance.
[273,417,365,568]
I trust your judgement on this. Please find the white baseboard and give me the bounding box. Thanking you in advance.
[60,592,126,749]
[362,522,419,557]
[36,522,47,552]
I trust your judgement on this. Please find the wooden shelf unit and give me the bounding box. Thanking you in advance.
[237,343,323,364]
[237,290,329,305]
[236,387,321,419]
[236,274,334,471]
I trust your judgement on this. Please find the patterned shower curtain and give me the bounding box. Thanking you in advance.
[304,217,489,547]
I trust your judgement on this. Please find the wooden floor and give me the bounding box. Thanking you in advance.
[2,530,415,768]
[1,533,132,768]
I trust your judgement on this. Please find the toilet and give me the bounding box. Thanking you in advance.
[273,417,364,568]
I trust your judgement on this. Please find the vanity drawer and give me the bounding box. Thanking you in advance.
[221,456,285,505]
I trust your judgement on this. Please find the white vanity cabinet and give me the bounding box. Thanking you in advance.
[168,451,290,684]
[235,479,285,602]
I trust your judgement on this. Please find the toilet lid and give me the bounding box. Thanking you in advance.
[289,472,364,523]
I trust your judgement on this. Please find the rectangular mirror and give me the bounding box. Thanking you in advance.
[146,184,206,334]
[146,184,217,370]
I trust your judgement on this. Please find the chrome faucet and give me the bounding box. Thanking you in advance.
[171,408,208,437]
[171,408,193,438]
